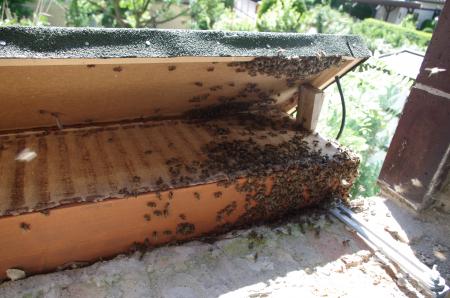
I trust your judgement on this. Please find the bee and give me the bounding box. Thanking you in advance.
[168,191,174,200]
[314,227,321,238]
[207,66,214,72]
[299,223,305,234]
[194,192,200,200]
[20,222,31,231]
[168,65,176,71]
[163,230,172,236]
[113,66,123,72]
[153,210,162,216]
[163,209,169,217]
[144,214,151,221]
[147,201,156,208]
[179,214,186,220]
[144,150,153,155]
[214,191,222,198]
[132,176,141,183]
[194,81,203,87]
[40,209,50,216]
[342,239,350,246]
[152,231,158,240]
[155,191,162,200]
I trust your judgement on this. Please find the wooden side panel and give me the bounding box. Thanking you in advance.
[378,2,450,210]
[0,117,359,278]
[0,119,344,216]
[0,62,299,132]
[297,85,324,131]
[0,182,249,278]
[310,58,363,90]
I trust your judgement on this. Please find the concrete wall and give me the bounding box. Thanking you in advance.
[375,6,408,24]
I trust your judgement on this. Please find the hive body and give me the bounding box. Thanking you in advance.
[0,27,369,278]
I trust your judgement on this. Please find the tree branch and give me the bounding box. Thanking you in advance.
[113,0,131,27]
[153,7,189,25]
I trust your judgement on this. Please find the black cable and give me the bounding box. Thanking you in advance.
[335,76,346,140]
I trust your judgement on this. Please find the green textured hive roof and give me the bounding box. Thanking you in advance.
[0,26,371,59]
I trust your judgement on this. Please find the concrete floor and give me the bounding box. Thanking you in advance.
[353,196,450,285]
[0,206,426,298]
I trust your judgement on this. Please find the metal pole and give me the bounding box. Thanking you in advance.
[330,204,449,298]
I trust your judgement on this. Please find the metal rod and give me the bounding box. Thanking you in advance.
[330,204,449,298]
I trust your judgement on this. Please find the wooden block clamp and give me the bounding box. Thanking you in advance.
[297,84,325,131]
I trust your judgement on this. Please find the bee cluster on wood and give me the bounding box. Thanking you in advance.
[4,54,358,245]
[228,56,343,83]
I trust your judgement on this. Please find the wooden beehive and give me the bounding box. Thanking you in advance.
[0,27,370,278]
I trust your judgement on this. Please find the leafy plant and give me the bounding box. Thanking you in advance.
[66,0,188,28]
[1,0,55,26]
[257,0,307,32]
[317,59,413,198]
[213,8,257,31]
[352,18,432,52]
[190,0,227,29]
[420,17,437,32]
[0,0,33,19]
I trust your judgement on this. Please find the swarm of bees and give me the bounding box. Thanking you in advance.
[176,222,196,235]
[227,56,343,81]
[17,55,358,249]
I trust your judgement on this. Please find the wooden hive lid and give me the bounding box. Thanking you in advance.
[0,27,370,132]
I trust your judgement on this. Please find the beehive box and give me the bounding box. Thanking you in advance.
[0,27,370,278]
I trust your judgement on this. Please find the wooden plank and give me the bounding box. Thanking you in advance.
[311,58,363,90]
[378,2,450,210]
[297,84,325,131]
[0,181,248,278]
[0,115,360,278]
[0,62,298,132]
[0,119,347,216]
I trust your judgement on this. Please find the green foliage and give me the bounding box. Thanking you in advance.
[213,8,257,31]
[258,0,276,17]
[66,0,188,28]
[257,0,307,32]
[352,18,432,52]
[349,3,372,20]
[0,0,54,26]
[317,60,413,198]
[0,0,33,19]
[420,18,437,32]
[302,5,353,34]
[258,0,306,18]
[400,14,417,30]
[190,0,226,29]
[224,0,234,8]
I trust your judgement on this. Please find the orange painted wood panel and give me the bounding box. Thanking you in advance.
[0,181,252,278]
